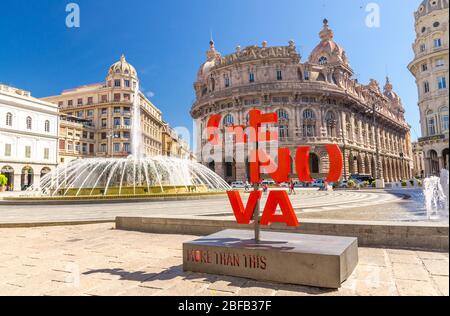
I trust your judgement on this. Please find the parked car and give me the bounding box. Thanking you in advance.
[261,179,276,186]
[311,178,325,188]
[231,181,245,189]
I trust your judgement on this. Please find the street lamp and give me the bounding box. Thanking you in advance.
[366,101,383,188]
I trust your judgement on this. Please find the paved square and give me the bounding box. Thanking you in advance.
[0,224,447,296]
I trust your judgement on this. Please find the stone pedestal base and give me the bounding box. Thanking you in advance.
[183,229,358,289]
[375,179,385,189]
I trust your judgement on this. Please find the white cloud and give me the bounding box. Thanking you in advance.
[146,91,155,98]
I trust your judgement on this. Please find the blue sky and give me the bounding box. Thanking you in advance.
[0,0,423,141]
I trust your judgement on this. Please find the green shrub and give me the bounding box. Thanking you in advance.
[401,180,407,187]
[362,181,370,188]
[347,180,356,188]
[0,174,8,187]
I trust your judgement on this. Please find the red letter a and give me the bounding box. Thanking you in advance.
[260,191,299,227]
[227,190,262,224]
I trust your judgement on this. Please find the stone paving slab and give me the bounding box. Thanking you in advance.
[0,224,448,296]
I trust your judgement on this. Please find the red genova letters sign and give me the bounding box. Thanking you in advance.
[207,109,343,227]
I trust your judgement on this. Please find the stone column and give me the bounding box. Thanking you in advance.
[13,173,21,192]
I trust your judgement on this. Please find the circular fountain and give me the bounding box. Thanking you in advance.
[29,156,230,198]
[24,81,230,199]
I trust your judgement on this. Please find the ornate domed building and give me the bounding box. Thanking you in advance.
[43,55,165,162]
[191,20,414,184]
[408,0,449,176]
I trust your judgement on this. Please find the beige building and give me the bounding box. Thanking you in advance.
[412,141,426,178]
[408,0,449,176]
[43,55,164,161]
[162,123,193,160]
[191,20,413,184]
[58,114,96,164]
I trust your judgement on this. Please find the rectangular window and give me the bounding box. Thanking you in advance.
[68,141,73,151]
[420,44,426,52]
[87,110,94,117]
[123,107,131,114]
[77,98,83,105]
[249,73,255,83]
[124,118,131,126]
[4,144,11,157]
[124,80,130,88]
[68,100,73,107]
[434,38,442,48]
[225,77,230,87]
[101,118,107,128]
[75,143,81,152]
[114,79,121,87]
[114,94,121,102]
[77,111,83,118]
[436,59,445,67]
[124,143,131,153]
[44,148,49,160]
[422,63,428,72]
[59,140,65,150]
[100,144,107,152]
[82,131,88,138]
[82,143,87,153]
[101,108,108,115]
[89,144,94,153]
[277,70,283,81]
[25,146,31,158]
[442,115,449,131]
[438,77,447,90]
[424,81,430,93]
[113,143,121,152]
[58,101,63,107]
[114,118,121,127]
[114,107,121,113]
[428,118,436,135]
[101,95,108,103]
[123,94,130,101]
[123,132,130,139]
[101,132,107,140]
[87,97,94,105]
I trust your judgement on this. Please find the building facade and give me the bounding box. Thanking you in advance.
[191,20,413,184]
[162,123,193,160]
[0,84,58,191]
[412,141,426,178]
[43,55,164,161]
[408,0,449,176]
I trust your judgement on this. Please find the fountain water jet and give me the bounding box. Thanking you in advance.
[423,169,449,220]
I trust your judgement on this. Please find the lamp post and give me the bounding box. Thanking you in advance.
[400,152,405,180]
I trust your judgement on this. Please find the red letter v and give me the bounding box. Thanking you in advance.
[227,191,262,224]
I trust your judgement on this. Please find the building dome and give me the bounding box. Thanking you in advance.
[308,19,350,68]
[415,0,449,19]
[197,41,221,82]
[383,77,405,112]
[107,54,138,79]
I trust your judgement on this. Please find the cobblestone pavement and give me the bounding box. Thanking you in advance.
[0,224,448,296]
[0,190,424,225]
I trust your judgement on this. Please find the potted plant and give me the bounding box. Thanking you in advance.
[0,174,8,192]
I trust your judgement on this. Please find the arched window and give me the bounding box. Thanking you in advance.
[277,109,289,139]
[426,110,436,136]
[303,109,316,137]
[424,81,430,93]
[318,56,328,65]
[223,114,235,127]
[303,109,316,120]
[26,116,32,130]
[45,120,50,132]
[6,112,12,126]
